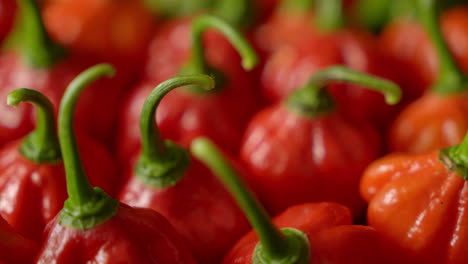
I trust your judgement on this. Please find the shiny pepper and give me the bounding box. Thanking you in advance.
[36,64,196,264]
[241,66,401,218]
[0,214,38,264]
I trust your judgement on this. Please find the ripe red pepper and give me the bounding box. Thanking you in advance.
[42,0,155,66]
[36,64,197,263]
[118,14,259,162]
[388,0,468,154]
[0,0,125,146]
[240,66,401,218]
[0,214,38,264]
[119,75,250,264]
[258,0,405,129]
[361,132,468,263]
[0,0,16,43]
[192,138,399,264]
[0,88,116,242]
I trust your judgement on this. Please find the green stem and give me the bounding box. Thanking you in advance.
[287,66,401,118]
[191,138,310,264]
[58,64,118,230]
[7,88,61,163]
[415,0,468,94]
[13,0,66,67]
[181,14,258,93]
[314,0,345,32]
[439,133,468,180]
[135,75,215,187]
[280,0,314,12]
[213,0,255,29]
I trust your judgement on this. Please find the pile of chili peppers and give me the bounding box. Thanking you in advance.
[2,0,468,263]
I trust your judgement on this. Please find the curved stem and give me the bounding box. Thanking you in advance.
[15,0,65,67]
[140,75,215,162]
[189,14,258,74]
[314,0,345,32]
[415,0,468,94]
[58,64,115,207]
[7,88,60,163]
[192,138,310,263]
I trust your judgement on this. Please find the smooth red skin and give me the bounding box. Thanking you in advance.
[362,151,468,264]
[380,7,468,96]
[0,0,16,44]
[0,52,126,147]
[42,0,156,66]
[240,105,380,218]
[260,29,405,130]
[0,136,116,242]
[0,214,38,264]
[35,203,197,264]
[223,202,397,264]
[388,93,468,154]
[119,155,250,264]
[117,18,260,162]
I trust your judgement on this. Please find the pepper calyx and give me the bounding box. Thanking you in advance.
[135,141,190,187]
[440,144,468,180]
[286,84,336,119]
[59,187,118,230]
[253,227,311,264]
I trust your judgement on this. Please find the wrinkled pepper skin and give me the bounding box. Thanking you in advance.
[241,105,380,217]
[388,93,468,154]
[260,30,404,129]
[36,203,197,264]
[0,0,16,44]
[120,157,250,264]
[0,135,117,242]
[118,17,259,161]
[0,214,38,264]
[42,0,156,66]
[361,151,468,264]
[0,53,123,147]
[223,202,397,264]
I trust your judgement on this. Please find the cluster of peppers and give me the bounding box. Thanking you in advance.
[1,0,468,263]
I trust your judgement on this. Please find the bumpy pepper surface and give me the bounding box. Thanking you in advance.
[388,0,468,154]
[192,137,399,264]
[118,14,260,163]
[35,64,197,264]
[241,66,400,217]
[119,75,249,264]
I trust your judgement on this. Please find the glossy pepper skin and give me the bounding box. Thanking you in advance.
[258,0,405,129]
[120,75,249,264]
[118,15,259,162]
[36,64,197,264]
[361,139,468,263]
[0,89,116,242]
[191,138,399,264]
[0,0,126,146]
[388,0,468,154]
[241,67,400,217]
[0,214,38,264]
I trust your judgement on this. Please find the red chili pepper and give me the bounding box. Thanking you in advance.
[36,64,197,263]
[42,0,155,65]
[0,0,125,146]
[388,0,468,154]
[0,88,116,242]
[118,14,259,162]
[258,0,405,129]
[0,214,38,264]
[361,132,468,263]
[191,137,399,264]
[0,0,16,44]
[119,75,250,264]
[240,66,401,218]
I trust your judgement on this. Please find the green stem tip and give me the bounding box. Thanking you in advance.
[191,137,310,264]
[58,63,118,230]
[414,0,468,94]
[7,88,61,163]
[135,74,215,188]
